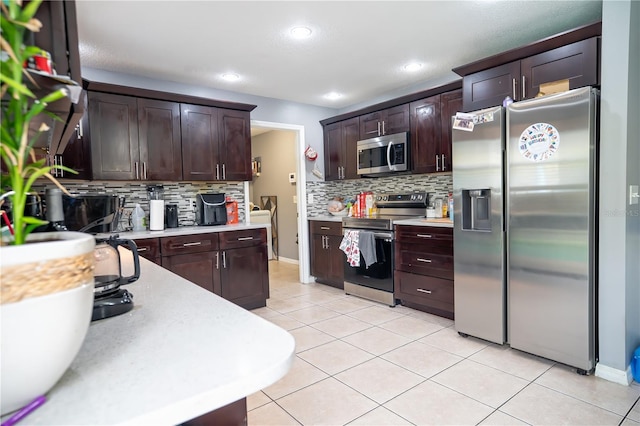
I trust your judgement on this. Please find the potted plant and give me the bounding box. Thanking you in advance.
[1,0,95,415]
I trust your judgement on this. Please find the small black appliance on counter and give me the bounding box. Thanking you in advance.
[62,194,124,234]
[195,193,227,226]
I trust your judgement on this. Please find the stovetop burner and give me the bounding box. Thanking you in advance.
[92,289,134,321]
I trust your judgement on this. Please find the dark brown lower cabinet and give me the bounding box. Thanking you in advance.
[146,229,268,309]
[309,221,344,289]
[394,225,454,319]
[162,251,221,295]
[183,397,247,426]
[220,244,269,310]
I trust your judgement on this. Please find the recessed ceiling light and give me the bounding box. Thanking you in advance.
[403,62,423,72]
[221,73,240,82]
[290,26,312,39]
[324,92,342,100]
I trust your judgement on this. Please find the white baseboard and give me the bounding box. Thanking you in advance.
[272,257,299,265]
[595,362,633,385]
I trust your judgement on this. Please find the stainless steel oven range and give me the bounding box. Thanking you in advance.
[342,192,429,306]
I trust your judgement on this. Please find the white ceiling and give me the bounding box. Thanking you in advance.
[75,1,602,111]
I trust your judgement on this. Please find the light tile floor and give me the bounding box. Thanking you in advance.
[249,261,640,425]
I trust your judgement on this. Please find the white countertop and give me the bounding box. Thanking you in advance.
[393,218,454,228]
[307,215,344,223]
[16,255,295,425]
[97,222,270,240]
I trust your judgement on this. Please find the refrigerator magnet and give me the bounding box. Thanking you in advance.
[519,122,560,162]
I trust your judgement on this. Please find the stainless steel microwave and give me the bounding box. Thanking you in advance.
[357,132,409,176]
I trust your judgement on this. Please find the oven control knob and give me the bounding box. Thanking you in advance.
[411,194,416,201]
[382,195,388,201]
[376,196,382,201]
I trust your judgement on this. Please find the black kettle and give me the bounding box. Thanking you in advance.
[93,236,140,298]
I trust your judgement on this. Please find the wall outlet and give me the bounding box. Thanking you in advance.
[308,194,314,204]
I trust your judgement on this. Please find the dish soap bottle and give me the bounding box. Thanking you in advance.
[132,203,145,232]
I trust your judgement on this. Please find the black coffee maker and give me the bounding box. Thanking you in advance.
[92,235,140,321]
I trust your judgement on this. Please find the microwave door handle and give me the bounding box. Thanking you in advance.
[387,141,394,170]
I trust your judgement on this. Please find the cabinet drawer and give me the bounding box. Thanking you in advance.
[395,249,453,279]
[395,271,454,317]
[161,233,219,256]
[310,220,343,237]
[219,228,266,250]
[134,238,160,260]
[395,225,453,247]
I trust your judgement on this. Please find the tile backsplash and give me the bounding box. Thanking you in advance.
[32,180,245,231]
[306,172,452,217]
[32,172,451,229]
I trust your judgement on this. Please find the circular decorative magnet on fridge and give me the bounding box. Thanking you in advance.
[518,122,560,162]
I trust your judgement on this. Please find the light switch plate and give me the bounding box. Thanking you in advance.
[630,185,639,205]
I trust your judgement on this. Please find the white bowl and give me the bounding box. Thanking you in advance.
[0,232,95,415]
[1,282,94,414]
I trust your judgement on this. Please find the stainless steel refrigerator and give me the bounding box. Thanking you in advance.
[452,87,598,372]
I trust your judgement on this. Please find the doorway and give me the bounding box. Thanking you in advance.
[244,120,311,284]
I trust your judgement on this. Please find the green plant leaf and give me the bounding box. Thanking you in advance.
[0,73,34,97]
[18,0,43,23]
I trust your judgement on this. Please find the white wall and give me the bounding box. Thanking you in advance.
[597,0,640,383]
[251,131,299,261]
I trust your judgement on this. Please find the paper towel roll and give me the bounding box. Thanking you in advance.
[149,200,165,231]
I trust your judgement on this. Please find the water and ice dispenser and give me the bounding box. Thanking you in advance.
[461,189,491,231]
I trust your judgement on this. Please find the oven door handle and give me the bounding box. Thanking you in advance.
[372,232,393,241]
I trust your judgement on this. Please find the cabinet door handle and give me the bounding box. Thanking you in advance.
[441,154,446,171]
[237,236,253,241]
[183,241,202,247]
[142,162,147,180]
[377,121,381,136]
[216,252,219,269]
[216,164,220,180]
[416,234,433,238]
[135,161,140,180]
[137,247,148,252]
[222,251,227,268]
[78,120,83,138]
[522,75,526,99]
[416,288,432,294]
[382,120,386,136]
[435,155,440,172]
[320,226,330,230]
[512,78,517,100]
[416,258,432,263]
[59,155,64,177]
[222,163,226,180]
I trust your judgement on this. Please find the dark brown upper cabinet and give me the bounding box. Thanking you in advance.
[181,105,252,181]
[410,89,462,174]
[88,92,140,180]
[410,95,441,174]
[138,99,183,181]
[459,36,600,112]
[181,104,219,181]
[87,92,182,180]
[359,104,410,139]
[323,117,360,181]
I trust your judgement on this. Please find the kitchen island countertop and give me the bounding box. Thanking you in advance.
[14,254,295,425]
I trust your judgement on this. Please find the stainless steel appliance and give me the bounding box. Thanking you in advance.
[195,193,227,226]
[357,132,409,176]
[452,87,598,373]
[62,194,124,234]
[342,192,429,306]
